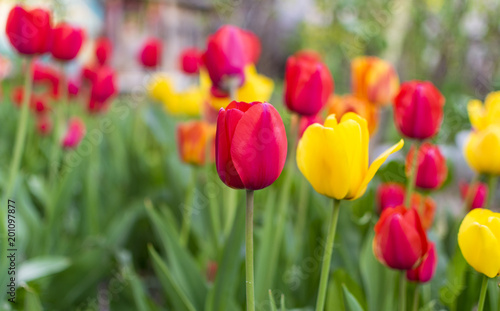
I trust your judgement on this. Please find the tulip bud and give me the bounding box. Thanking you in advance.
[6,5,52,55]
[393,81,445,140]
[180,47,203,74]
[459,181,487,210]
[177,121,216,166]
[377,183,405,213]
[299,114,323,138]
[327,94,378,135]
[62,118,86,149]
[406,143,447,190]
[458,208,500,278]
[297,113,404,200]
[284,51,334,116]
[406,242,437,283]
[464,125,500,175]
[50,23,85,61]
[95,37,113,66]
[216,101,287,190]
[351,56,399,106]
[139,38,162,69]
[203,26,249,92]
[36,115,52,136]
[410,193,436,231]
[374,206,428,270]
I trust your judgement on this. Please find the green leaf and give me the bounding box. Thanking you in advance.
[117,250,152,311]
[343,284,365,311]
[269,290,278,311]
[23,286,43,311]
[18,257,71,283]
[148,245,196,311]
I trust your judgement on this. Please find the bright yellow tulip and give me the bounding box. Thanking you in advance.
[464,124,500,175]
[458,208,500,278]
[297,113,404,200]
[148,74,174,102]
[468,91,500,130]
[208,65,274,110]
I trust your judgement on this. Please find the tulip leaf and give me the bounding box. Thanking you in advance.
[269,290,278,311]
[343,284,365,311]
[18,257,71,283]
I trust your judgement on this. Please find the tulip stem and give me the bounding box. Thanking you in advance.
[478,275,488,311]
[180,168,197,245]
[294,176,310,260]
[399,271,407,311]
[412,285,419,311]
[315,199,341,311]
[486,174,497,210]
[405,141,420,207]
[245,189,256,311]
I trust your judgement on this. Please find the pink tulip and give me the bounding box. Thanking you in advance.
[62,118,86,149]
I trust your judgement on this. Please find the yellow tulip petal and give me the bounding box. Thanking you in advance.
[458,222,500,278]
[324,114,338,129]
[465,126,500,174]
[297,124,350,199]
[350,139,404,200]
[468,100,486,130]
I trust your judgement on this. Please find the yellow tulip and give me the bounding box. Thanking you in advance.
[208,65,274,110]
[464,125,500,175]
[468,91,500,130]
[147,74,174,102]
[297,112,404,200]
[458,208,500,278]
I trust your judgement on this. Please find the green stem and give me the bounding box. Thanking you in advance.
[412,285,419,311]
[180,168,197,245]
[245,190,255,311]
[477,275,488,311]
[223,188,237,237]
[405,141,420,207]
[87,117,100,235]
[315,199,341,311]
[294,176,310,260]
[48,71,68,184]
[486,175,497,210]
[399,271,407,311]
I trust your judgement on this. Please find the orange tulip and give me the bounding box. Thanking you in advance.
[411,193,436,231]
[327,94,379,135]
[177,121,216,165]
[351,56,399,106]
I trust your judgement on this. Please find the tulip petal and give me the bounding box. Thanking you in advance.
[231,103,287,190]
[459,222,500,278]
[351,139,404,200]
[468,99,486,130]
[297,122,350,199]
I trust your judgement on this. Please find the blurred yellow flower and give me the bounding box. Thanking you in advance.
[296,113,403,200]
[207,65,274,110]
[468,91,500,130]
[458,208,500,278]
[464,124,500,175]
[148,74,174,102]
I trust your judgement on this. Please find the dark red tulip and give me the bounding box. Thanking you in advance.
[95,37,112,65]
[62,117,86,149]
[36,115,52,136]
[393,81,445,139]
[180,47,202,74]
[203,25,248,92]
[298,114,323,138]
[284,51,334,116]
[32,62,60,98]
[374,206,428,270]
[216,101,287,190]
[460,181,488,210]
[5,5,52,55]
[406,143,447,190]
[139,38,162,69]
[377,183,405,213]
[50,23,84,61]
[406,242,437,283]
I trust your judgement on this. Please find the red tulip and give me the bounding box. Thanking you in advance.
[180,47,202,74]
[460,181,488,210]
[88,66,116,113]
[95,37,112,65]
[36,115,52,136]
[406,242,437,283]
[377,183,405,213]
[203,26,248,92]
[216,101,287,190]
[299,114,323,138]
[139,38,162,68]
[11,87,24,106]
[32,62,60,98]
[374,206,428,270]
[240,29,261,65]
[5,5,52,55]
[62,117,86,149]
[30,94,50,115]
[50,23,84,61]
[406,143,447,190]
[393,81,445,139]
[410,193,436,231]
[67,79,80,97]
[284,51,334,116]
